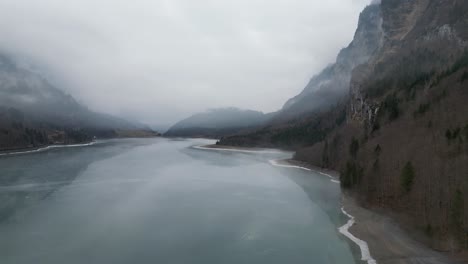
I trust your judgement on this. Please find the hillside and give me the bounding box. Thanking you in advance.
[221,0,468,252]
[165,108,269,138]
[0,54,159,151]
[296,0,468,251]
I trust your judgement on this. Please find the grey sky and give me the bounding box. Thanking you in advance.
[0,0,371,126]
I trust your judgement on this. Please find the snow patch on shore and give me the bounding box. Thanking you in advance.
[192,145,284,154]
[318,171,335,179]
[0,142,97,157]
[339,207,377,264]
[194,145,373,263]
[268,159,311,171]
[269,158,375,263]
[269,159,341,185]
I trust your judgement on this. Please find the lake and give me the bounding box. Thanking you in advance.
[0,138,358,264]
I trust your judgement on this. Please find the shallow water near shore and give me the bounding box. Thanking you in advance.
[0,138,358,264]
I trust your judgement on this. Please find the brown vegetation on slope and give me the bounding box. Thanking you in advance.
[296,0,468,252]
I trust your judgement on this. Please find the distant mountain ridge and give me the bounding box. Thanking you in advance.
[167,3,382,141]
[165,108,270,138]
[0,53,159,151]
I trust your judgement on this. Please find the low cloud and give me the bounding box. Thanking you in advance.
[0,0,372,126]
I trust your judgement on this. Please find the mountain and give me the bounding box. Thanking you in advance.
[311,0,468,251]
[165,108,269,138]
[276,3,383,122]
[221,0,468,252]
[219,3,383,149]
[0,53,159,151]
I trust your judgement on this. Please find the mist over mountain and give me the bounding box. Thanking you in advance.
[219,3,383,148]
[0,53,158,150]
[165,108,270,138]
[0,0,466,262]
[277,3,383,122]
[167,3,383,140]
[0,0,372,126]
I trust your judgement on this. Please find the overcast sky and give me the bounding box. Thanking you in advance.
[0,0,371,127]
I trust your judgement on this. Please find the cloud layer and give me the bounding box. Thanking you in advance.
[0,0,371,126]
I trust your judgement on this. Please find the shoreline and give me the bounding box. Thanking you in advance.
[268,159,341,185]
[274,160,464,264]
[0,134,161,157]
[192,144,287,154]
[272,158,464,264]
[339,206,376,264]
[195,144,372,263]
[342,195,461,264]
[195,144,464,264]
[0,141,97,157]
[269,159,375,263]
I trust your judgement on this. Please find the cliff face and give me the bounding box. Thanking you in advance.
[296,0,468,251]
[350,0,467,126]
[277,4,383,121]
[219,3,383,148]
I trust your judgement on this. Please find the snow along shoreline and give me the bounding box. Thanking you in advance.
[192,144,377,264]
[0,141,97,157]
[267,159,376,264]
[192,145,285,154]
[268,159,341,184]
[339,207,377,264]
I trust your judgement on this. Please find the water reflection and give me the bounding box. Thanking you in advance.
[0,139,155,222]
[0,138,356,264]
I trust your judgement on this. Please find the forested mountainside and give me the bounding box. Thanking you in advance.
[0,54,159,151]
[165,108,270,138]
[222,0,468,252]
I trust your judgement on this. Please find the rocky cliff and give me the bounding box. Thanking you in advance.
[219,3,383,149]
[276,3,383,121]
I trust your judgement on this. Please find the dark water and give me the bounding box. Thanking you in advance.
[0,138,356,264]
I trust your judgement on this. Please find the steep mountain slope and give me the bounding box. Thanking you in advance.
[276,3,383,121]
[219,3,383,149]
[294,0,468,251]
[165,108,269,138]
[0,54,158,151]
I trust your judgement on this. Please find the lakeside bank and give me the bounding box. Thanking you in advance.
[198,144,464,264]
[0,141,97,157]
